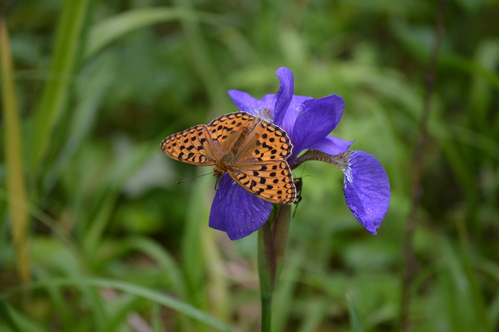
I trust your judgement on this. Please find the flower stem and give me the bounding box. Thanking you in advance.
[260,294,272,332]
[258,205,291,332]
[258,218,274,332]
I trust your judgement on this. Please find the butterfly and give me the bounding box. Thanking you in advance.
[161,111,297,205]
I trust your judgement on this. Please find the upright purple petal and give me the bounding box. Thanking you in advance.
[343,151,390,234]
[307,136,354,156]
[209,174,273,240]
[292,95,345,154]
[288,95,314,112]
[228,90,275,115]
[279,95,313,136]
[273,68,294,127]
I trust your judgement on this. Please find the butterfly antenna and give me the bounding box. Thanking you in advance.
[214,176,221,191]
[176,171,213,184]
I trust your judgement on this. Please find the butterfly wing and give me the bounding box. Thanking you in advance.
[161,112,256,167]
[161,125,219,165]
[235,117,293,163]
[206,111,256,152]
[162,111,297,204]
[228,160,296,204]
[230,116,297,205]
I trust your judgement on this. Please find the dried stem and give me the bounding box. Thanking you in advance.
[399,0,448,330]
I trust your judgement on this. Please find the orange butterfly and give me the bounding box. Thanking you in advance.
[161,111,297,204]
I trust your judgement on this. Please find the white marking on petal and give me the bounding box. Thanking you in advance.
[343,166,353,189]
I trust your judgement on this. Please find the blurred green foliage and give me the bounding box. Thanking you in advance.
[1,0,499,331]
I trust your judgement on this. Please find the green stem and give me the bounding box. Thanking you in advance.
[1,18,30,283]
[260,294,272,332]
[258,218,274,332]
[258,205,292,332]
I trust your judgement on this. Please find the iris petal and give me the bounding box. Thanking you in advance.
[209,174,273,240]
[343,151,390,234]
[273,67,294,127]
[228,90,276,115]
[292,94,345,154]
[307,136,354,156]
[279,95,313,136]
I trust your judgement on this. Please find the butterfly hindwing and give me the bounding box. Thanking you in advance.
[160,125,218,165]
[229,160,296,205]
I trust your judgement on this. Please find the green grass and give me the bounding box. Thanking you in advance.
[1,1,498,331]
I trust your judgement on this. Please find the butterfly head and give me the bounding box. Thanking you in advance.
[213,153,238,177]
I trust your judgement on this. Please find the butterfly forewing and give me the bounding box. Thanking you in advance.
[229,160,296,204]
[207,112,256,151]
[236,118,293,163]
[160,125,218,165]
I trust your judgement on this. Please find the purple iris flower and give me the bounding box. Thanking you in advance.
[209,67,390,240]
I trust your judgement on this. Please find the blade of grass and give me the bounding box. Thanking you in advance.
[81,143,156,256]
[85,7,220,59]
[100,294,146,332]
[152,303,166,332]
[0,300,21,332]
[0,18,30,283]
[119,236,191,331]
[468,41,499,134]
[346,293,364,332]
[272,251,302,332]
[297,298,327,332]
[32,266,72,330]
[455,217,493,331]
[0,300,44,332]
[437,238,485,331]
[43,53,114,192]
[172,0,230,112]
[2,278,240,332]
[202,229,230,323]
[121,236,187,297]
[29,0,91,173]
[476,257,499,326]
[180,174,212,332]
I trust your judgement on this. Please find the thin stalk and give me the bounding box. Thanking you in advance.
[399,0,448,330]
[0,18,30,283]
[258,205,291,332]
[258,218,274,332]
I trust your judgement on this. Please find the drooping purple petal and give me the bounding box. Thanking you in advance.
[228,90,276,115]
[291,95,345,155]
[342,151,390,234]
[273,67,294,127]
[209,174,273,240]
[307,136,354,156]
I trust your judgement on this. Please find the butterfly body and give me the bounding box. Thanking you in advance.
[161,111,297,205]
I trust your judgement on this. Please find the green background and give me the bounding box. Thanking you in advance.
[1,0,498,331]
